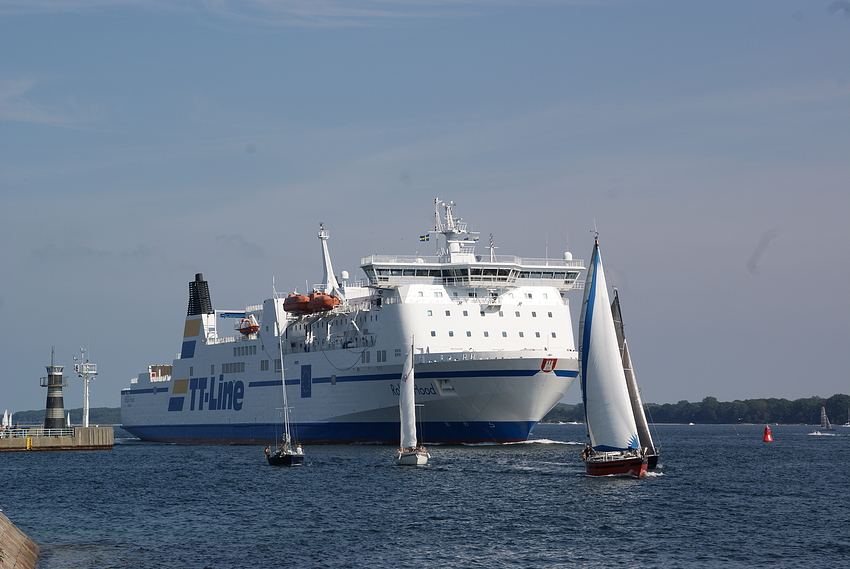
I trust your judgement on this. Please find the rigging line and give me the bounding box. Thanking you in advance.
[317,314,370,371]
[643,401,661,450]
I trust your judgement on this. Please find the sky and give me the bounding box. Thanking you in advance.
[1,0,848,415]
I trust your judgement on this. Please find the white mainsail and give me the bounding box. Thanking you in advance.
[579,239,640,452]
[820,406,833,431]
[399,347,418,450]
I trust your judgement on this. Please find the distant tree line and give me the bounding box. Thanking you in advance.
[7,407,121,426]
[543,394,850,425]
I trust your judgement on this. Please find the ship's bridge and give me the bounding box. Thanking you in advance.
[360,254,585,291]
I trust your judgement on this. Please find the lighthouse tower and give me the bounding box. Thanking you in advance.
[40,347,67,429]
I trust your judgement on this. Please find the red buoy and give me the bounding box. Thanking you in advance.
[762,425,773,442]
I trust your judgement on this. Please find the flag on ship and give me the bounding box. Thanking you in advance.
[420,234,430,241]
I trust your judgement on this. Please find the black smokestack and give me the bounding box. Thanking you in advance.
[187,273,213,316]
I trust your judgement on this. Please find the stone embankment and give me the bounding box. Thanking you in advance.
[0,511,38,569]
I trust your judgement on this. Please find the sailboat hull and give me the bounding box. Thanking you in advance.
[645,453,659,470]
[394,450,429,466]
[585,455,647,477]
[267,452,304,466]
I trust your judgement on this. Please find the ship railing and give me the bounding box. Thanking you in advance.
[286,333,376,354]
[0,427,75,438]
[361,254,584,268]
[413,348,576,365]
[205,335,241,345]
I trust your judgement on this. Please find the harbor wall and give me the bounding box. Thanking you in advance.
[0,511,38,569]
[0,426,113,452]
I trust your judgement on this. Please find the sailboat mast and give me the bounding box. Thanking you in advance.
[278,338,292,440]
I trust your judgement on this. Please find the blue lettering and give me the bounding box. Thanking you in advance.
[189,378,199,410]
[197,377,207,411]
[216,379,224,410]
[220,376,234,409]
[390,383,437,396]
[209,376,218,410]
[233,380,244,411]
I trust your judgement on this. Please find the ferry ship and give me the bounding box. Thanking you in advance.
[121,200,585,443]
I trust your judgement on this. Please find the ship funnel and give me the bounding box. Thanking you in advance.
[188,273,214,316]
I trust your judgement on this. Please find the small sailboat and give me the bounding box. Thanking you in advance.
[578,236,647,478]
[820,406,835,431]
[266,351,304,466]
[611,288,660,469]
[394,343,429,466]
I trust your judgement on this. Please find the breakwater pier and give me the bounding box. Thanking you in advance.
[0,426,113,452]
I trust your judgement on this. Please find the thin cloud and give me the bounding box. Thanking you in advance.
[0,77,100,127]
[0,0,589,27]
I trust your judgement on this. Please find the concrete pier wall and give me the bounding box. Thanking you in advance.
[0,426,113,452]
[0,511,38,569]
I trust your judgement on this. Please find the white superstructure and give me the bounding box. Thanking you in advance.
[121,199,585,443]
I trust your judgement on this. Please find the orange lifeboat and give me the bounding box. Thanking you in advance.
[283,293,312,315]
[308,292,340,312]
[237,317,260,335]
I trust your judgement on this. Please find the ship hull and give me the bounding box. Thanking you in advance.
[122,352,578,444]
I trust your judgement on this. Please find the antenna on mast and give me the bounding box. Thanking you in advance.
[73,347,97,428]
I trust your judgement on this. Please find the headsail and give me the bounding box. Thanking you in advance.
[579,239,639,452]
[399,346,417,450]
[611,289,656,456]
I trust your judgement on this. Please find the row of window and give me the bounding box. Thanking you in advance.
[222,362,247,374]
[233,345,257,357]
[429,310,554,318]
[416,291,551,299]
[189,359,282,377]
[433,331,558,338]
[367,267,579,281]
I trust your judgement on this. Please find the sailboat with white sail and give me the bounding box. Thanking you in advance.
[395,342,429,466]
[266,351,304,466]
[820,406,835,431]
[578,236,647,478]
[611,288,659,469]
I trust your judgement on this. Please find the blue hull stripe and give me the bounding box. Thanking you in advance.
[121,420,537,444]
[244,369,577,390]
[125,387,170,395]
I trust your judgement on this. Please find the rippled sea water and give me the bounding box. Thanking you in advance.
[2,424,848,568]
